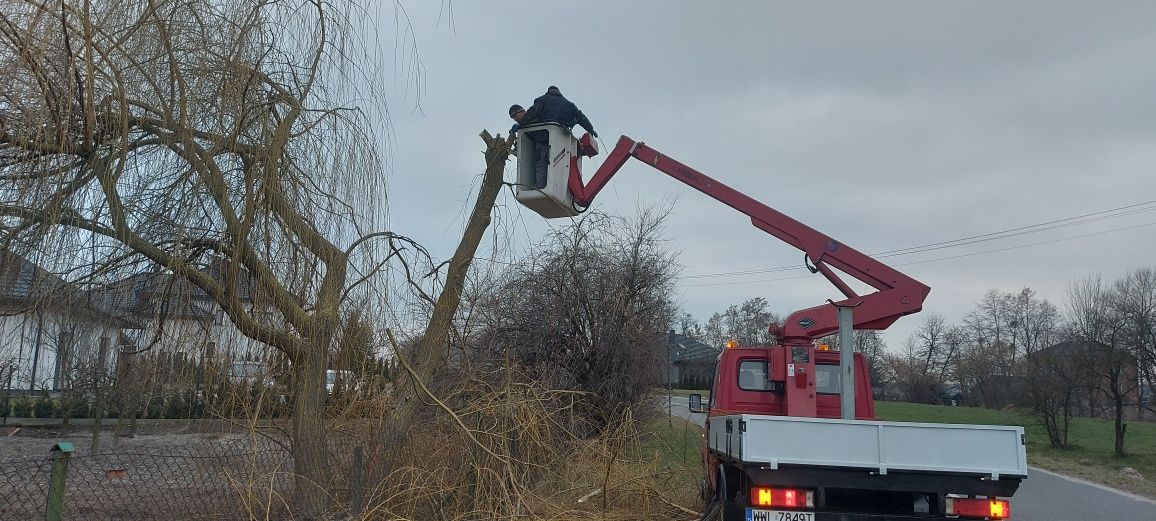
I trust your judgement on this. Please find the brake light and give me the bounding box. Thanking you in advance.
[946,498,1010,519]
[750,487,814,508]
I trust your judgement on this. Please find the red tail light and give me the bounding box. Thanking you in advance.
[750,487,814,508]
[946,497,1010,519]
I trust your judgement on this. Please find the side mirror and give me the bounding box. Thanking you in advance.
[689,393,708,413]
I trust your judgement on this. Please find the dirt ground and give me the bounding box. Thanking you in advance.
[0,422,304,520]
[1,420,286,459]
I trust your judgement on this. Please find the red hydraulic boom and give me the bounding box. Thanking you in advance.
[567,135,930,346]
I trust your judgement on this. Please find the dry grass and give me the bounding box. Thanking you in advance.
[0,369,704,520]
[346,364,704,521]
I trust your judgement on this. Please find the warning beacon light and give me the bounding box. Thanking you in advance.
[513,123,598,218]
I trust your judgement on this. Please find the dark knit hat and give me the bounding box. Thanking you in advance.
[509,104,524,116]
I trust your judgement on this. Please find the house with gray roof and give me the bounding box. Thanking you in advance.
[665,331,720,389]
[89,260,279,384]
[0,251,140,392]
[1,249,280,392]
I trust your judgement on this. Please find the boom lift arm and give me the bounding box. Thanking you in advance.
[568,135,930,345]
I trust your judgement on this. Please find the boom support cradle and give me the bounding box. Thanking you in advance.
[566,135,930,344]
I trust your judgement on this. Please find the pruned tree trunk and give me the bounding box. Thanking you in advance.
[292,334,331,515]
[369,131,513,486]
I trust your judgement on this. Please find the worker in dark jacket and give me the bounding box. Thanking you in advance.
[510,87,598,189]
[523,86,598,138]
[508,104,529,134]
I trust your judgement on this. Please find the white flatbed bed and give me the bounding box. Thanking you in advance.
[708,414,1028,479]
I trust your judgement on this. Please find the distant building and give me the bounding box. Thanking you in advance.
[0,252,140,392]
[0,250,282,393]
[665,331,720,389]
[89,261,279,379]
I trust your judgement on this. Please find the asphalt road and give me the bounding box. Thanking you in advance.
[663,395,1156,520]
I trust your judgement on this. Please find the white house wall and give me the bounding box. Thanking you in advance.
[211,318,275,362]
[0,306,120,392]
[125,307,277,366]
[121,316,212,360]
[0,309,43,391]
[1,297,283,391]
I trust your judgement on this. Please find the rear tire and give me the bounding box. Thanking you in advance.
[707,465,743,521]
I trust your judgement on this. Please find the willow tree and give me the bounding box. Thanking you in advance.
[0,0,398,513]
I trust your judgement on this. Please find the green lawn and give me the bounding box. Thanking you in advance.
[665,389,709,398]
[639,416,704,489]
[876,401,1156,498]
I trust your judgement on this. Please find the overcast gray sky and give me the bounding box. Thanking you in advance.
[379,1,1156,348]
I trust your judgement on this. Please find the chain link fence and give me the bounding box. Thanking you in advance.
[0,430,362,521]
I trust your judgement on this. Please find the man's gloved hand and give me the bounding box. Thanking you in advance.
[591,130,599,138]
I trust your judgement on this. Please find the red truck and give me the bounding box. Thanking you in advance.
[512,125,1027,521]
[691,344,1024,521]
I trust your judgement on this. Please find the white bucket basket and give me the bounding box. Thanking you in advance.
[514,123,582,218]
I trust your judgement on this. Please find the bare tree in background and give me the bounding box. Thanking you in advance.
[703,312,726,350]
[738,298,779,346]
[1008,288,1062,357]
[697,298,780,348]
[885,339,937,404]
[963,290,1018,367]
[675,311,702,339]
[1018,337,1089,448]
[1068,275,1135,456]
[884,314,955,403]
[1113,267,1156,418]
[954,340,1008,408]
[916,314,960,383]
[469,209,678,429]
[955,287,1058,408]
[0,0,409,513]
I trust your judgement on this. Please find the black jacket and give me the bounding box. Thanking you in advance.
[523,92,596,136]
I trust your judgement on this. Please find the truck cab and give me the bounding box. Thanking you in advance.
[706,344,874,420]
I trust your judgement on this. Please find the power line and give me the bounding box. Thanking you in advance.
[874,199,1156,256]
[889,221,1156,268]
[875,205,1156,259]
[467,199,1156,283]
[679,218,1156,287]
[679,199,1156,280]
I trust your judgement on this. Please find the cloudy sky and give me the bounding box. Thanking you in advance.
[377,1,1156,348]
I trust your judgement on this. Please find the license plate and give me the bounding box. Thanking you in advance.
[745,508,814,521]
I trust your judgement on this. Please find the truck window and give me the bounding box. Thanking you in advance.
[815,364,841,394]
[737,360,774,392]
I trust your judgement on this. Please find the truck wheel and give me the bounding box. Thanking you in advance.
[714,466,744,521]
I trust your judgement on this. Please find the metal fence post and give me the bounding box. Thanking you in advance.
[350,445,365,516]
[46,441,75,521]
